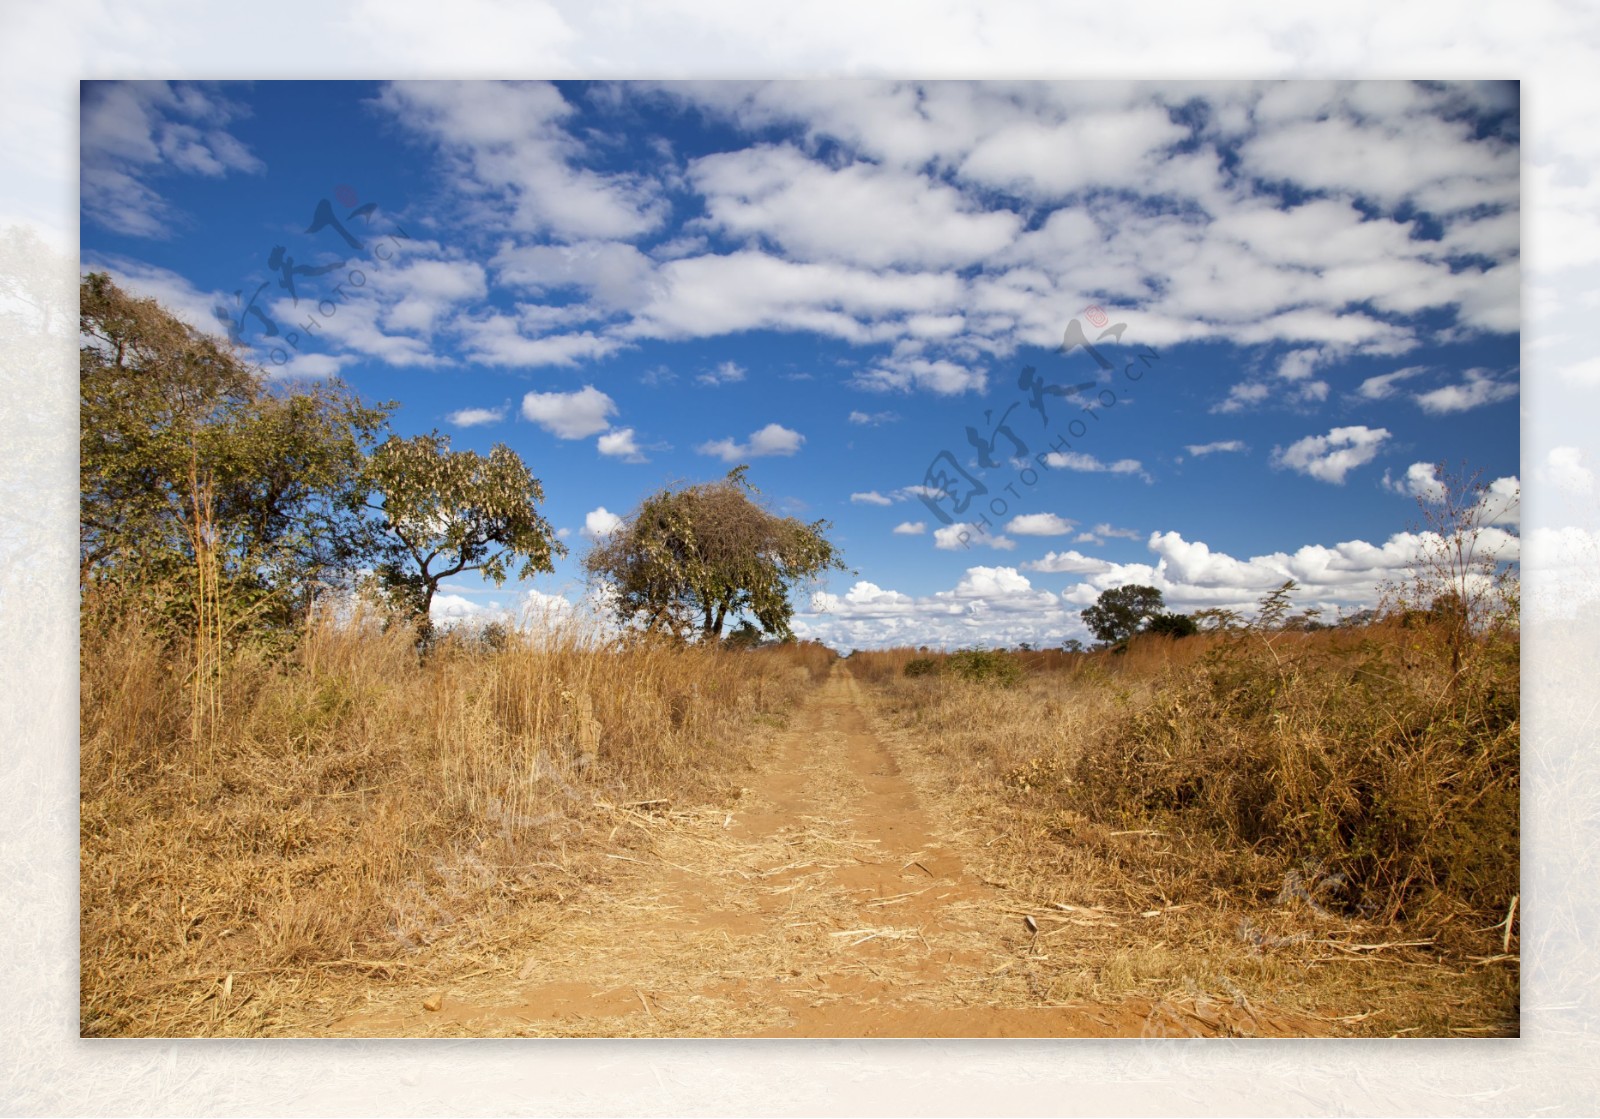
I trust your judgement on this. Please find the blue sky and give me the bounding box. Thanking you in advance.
[80,79,1521,649]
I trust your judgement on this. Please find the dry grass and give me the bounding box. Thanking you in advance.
[79,605,833,1037]
[845,625,1520,1036]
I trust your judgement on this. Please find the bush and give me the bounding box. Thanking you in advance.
[904,657,941,677]
[1144,612,1198,638]
[946,649,1023,686]
[1065,629,1518,924]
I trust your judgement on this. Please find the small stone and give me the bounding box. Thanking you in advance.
[422,994,442,1012]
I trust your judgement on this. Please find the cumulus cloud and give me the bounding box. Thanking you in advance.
[848,410,899,425]
[851,491,894,506]
[1271,425,1390,484]
[854,355,986,395]
[1074,523,1142,545]
[1358,365,1427,400]
[690,142,1022,269]
[795,511,1520,652]
[892,521,926,535]
[696,360,746,386]
[1022,550,1112,575]
[1042,451,1149,481]
[520,385,618,438]
[376,80,666,241]
[580,506,624,540]
[697,422,804,461]
[1541,446,1595,496]
[448,405,506,427]
[1185,440,1247,456]
[81,81,265,237]
[1414,368,1519,414]
[933,523,1015,551]
[1383,461,1448,501]
[1006,513,1076,536]
[1211,382,1273,414]
[342,81,1519,397]
[597,427,647,462]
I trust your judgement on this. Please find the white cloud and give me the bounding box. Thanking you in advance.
[1477,475,1521,528]
[457,313,623,367]
[580,507,624,540]
[853,356,987,395]
[1211,381,1272,414]
[1022,550,1112,575]
[851,491,894,506]
[892,521,926,535]
[1271,425,1390,484]
[1414,368,1519,414]
[933,523,1015,551]
[1185,440,1247,456]
[848,410,899,425]
[1073,523,1143,546]
[690,142,1023,269]
[520,385,618,438]
[1357,365,1427,400]
[1383,461,1447,501]
[1006,513,1076,536]
[448,405,506,427]
[81,82,264,237]
[696,360,746,386]
[492,239,655,310]
[697,422,804,462]
[796,518,1520,651]
[337,80,1515,392]
[376,81,666,241]
[1043,451,1149,481]
[597,427,646,462]
[1541,447,1595,496]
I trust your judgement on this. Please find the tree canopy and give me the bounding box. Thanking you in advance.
[365,432,565,632]
[584,467,846,641]
[1079,584,1167,645]
[80,272,392,632]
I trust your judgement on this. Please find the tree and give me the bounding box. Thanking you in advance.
[1061,638,1085,654]
[1144,611,1198,638]
[80,272,392,633]
[365,432,564,636]
[585,466,846,641]
[1080,584,1165,645]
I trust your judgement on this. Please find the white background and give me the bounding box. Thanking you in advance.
[3,2,1595,1114]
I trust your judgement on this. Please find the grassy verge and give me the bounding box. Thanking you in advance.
[79,609,832,1036]
[845,624,1519,1036]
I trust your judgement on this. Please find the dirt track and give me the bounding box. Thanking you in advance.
[331,669,1323,1037]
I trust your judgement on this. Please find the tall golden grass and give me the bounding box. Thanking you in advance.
[80,603,832,1036]
[846,624,1519,1033]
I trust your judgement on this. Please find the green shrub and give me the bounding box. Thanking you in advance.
[904,657,941,677]
[946,649,1023,686]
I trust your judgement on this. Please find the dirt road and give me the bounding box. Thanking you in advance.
[332,669,1321,1037]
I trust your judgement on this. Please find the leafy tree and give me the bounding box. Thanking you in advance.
[80,272,392,633]
[724,619,764,649]
[585,466,846,641]
[365,432,564,637]
[1144,611,1198,638]
[1060,638,1085,654]
[1080,584,1165,645]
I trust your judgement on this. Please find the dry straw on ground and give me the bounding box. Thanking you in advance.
[80,602,831,1037]
[844,624,1519,1037]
